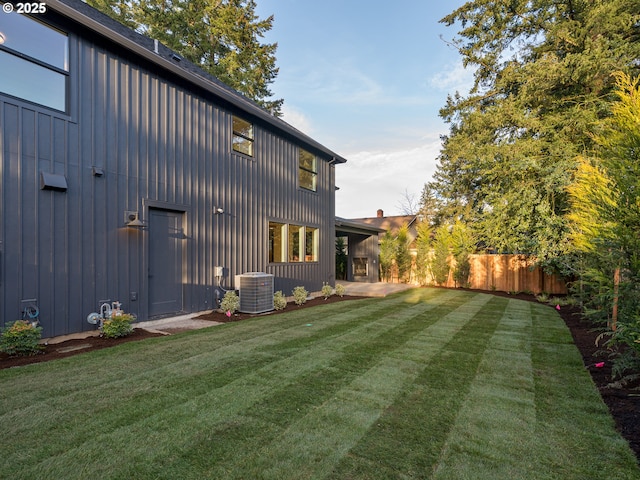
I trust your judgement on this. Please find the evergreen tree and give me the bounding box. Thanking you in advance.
[335,237,348,280]
[431,225,451,286]
[395,224,412,283]
[379,231,396,282]
[567,72,640,376]
[429,0,640,261]
[415,221,433,286]
[450,221,474,287]
[88,0,283,114]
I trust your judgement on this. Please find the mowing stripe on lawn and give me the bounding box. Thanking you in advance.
[328,294,508,478]
[431,299,537,479]
[529,302,640,479]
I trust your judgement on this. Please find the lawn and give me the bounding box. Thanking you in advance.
[1,288,638,479]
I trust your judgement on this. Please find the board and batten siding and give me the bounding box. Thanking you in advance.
[0,28,337,337]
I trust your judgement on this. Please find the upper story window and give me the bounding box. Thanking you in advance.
[232,115,254,156]
[0,9,69,112]
[299,148,317,191]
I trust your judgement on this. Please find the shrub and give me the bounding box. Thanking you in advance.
[453,252,471,288]
[293,286,308,305]
[0,320,43,356]
[101,314,135,338]
[273,291,287,310]
[220,290,240,314]
[335,283,346,297]
[431,225,451,286]
[536,292,550,304]
[321,282,333,299]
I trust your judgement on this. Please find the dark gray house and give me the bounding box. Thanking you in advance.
[0,0,346,337]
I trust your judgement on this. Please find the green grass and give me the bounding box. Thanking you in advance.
[0,288,638,479]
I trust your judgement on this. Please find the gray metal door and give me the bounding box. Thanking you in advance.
[148,208,184,317]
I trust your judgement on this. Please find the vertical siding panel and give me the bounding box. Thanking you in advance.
[52,118,69,335]
[23,109,38,310]
[79,40,95,328]
[67,122,83,333]
[94,50,109,302]
[3,104,21,321]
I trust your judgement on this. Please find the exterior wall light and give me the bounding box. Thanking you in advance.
[125,211,146,228]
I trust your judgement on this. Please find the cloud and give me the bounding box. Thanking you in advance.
[280,104,314,135]
[283,57,385,105]
[335,139,443,218]
[428,60,474,94]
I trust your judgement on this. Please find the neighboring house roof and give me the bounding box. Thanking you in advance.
[348,210,420,247]
[50,0,347,165]
[335,217,386,236]
[352,215,419,235]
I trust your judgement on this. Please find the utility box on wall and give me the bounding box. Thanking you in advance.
[235,273,274,314]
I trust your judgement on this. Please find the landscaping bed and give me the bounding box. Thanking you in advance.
[1,289,638,463]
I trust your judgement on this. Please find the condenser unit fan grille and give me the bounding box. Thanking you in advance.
[236,272,274,314]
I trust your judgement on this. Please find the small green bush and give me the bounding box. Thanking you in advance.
[221,290,240,314]
[536,292,550,304]
[0,320,43,356]
[335,283,346,297]
[273,291,287,310]
[101,314,135,339]
[293,286,308,305]
[321,282,333,299]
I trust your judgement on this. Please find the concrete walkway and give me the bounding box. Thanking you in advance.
[135,313,220,334]
[336,281,416,297]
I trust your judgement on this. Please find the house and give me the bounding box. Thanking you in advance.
[0,0,346,337]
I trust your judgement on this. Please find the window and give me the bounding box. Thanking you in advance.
[0,9,68,111]
[232,116,254,156]
[269,222,319,263]
[288,224,303,262]
[305,227,318,262]
[269,222,286,263]
[299,148,317,191]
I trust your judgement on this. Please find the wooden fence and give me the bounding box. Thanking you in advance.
[403,254,567,294]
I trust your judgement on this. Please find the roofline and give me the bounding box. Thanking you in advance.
[48,0,347,165]
[335,217,386,234]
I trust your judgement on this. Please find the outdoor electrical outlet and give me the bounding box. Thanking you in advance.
[130,292,138,301]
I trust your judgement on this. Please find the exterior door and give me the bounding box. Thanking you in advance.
[148,208,184,317]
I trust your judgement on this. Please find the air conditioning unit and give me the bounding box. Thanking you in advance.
[235,272,274,314]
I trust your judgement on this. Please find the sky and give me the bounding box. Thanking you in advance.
[255,0,474,219]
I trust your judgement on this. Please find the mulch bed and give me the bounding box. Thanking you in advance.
[1,290,638,463]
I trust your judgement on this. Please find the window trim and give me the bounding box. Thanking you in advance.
[298,148,318,192]
[232,115,254,157]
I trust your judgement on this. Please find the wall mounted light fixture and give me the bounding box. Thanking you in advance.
[125,211,146,228]
[213,206,224,215]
